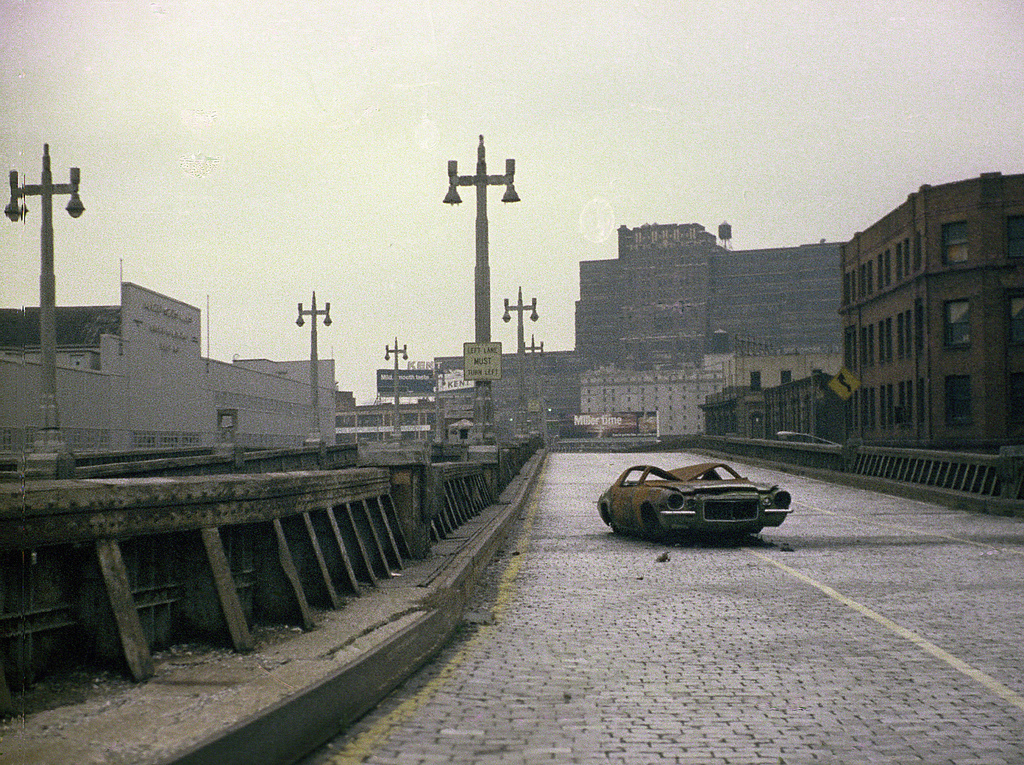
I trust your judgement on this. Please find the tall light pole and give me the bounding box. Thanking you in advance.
[503,287,538,437]
[525,333,544,436]
[444,135,520,443]
[384,338,407,440]
[295,292,331,445]
[6,144,84,469]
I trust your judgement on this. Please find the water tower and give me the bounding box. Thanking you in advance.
[718,221,732,250]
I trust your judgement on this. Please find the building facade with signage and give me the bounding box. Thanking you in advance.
[433,349,584,442]
[579,362,727,436]
[0,282,338,452]
[839,172,1024,449]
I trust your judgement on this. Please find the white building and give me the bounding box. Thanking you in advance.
[0,282,337,453]
[579,360,727,436]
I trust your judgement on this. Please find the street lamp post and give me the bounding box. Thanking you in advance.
[525,333,544,435]
[444,135,520,443]
[384,338,408,440]
[295,292,331,446]
[6,144,84,473]
[502,287,538,437]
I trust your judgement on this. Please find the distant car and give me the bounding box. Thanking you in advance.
[597,462,792,538]
[775,431,839,445]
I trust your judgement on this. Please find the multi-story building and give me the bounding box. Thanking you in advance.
[701,350,842,439]
[575,222,841,369]
[334,398,438,444]
[840,172,1024,449]
[579,362,726,436]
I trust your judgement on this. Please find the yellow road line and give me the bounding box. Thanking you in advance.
[750,550,1024,713]
[324,474,543,764]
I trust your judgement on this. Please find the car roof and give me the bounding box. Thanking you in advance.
[667,462,746,482]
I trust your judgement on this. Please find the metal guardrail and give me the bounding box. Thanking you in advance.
[851,446,1010,498]
[685,436,1024,514]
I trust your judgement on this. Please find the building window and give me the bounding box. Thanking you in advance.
[915,300,924,353]
[944,300,970,346]
[1010,216,1024,259]
[896,380,907,425]
[904,309,914,358]
[897,312,905,358]
[750,371,761,390]
[1010,373,1024,422]
[945,375,972,425]
[942,221,968,264]
[781,370,792,385]
[1010,296,1024,344]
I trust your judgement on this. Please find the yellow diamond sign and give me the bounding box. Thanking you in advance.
[828,366,861,400]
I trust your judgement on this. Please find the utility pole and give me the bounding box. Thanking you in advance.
[6,144,85,476]
[295,292,331,445]
[444,135,520,443]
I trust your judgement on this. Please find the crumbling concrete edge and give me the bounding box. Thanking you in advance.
[160,449,547,765]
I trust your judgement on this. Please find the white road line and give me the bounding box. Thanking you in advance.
[750,549,1024,714]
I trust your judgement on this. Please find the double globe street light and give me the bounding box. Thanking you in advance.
[444,135,519,444]
[6,144,84,473]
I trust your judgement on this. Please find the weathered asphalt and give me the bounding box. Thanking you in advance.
[299,451,1024,765]
[0,450,545,765]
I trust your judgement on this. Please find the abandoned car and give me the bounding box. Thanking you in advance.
[597,462,792,538]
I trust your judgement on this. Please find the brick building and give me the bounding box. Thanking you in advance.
[840,172,1024,449]
[575,222,840,370]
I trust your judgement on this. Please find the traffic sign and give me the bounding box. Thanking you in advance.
[463,342,502,380]
[829,366,861,400]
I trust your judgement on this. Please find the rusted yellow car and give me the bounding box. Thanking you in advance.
[597,462,792,539]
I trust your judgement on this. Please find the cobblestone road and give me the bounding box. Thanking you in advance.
[301,452,1024,765]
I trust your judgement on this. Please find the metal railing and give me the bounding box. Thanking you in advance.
[685,436,1024,514]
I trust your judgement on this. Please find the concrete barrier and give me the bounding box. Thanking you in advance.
[0,439,541,716]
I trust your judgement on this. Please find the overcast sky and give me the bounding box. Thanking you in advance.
[3,0,1022,403]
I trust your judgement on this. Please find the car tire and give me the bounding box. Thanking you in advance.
[640,503,662,540]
